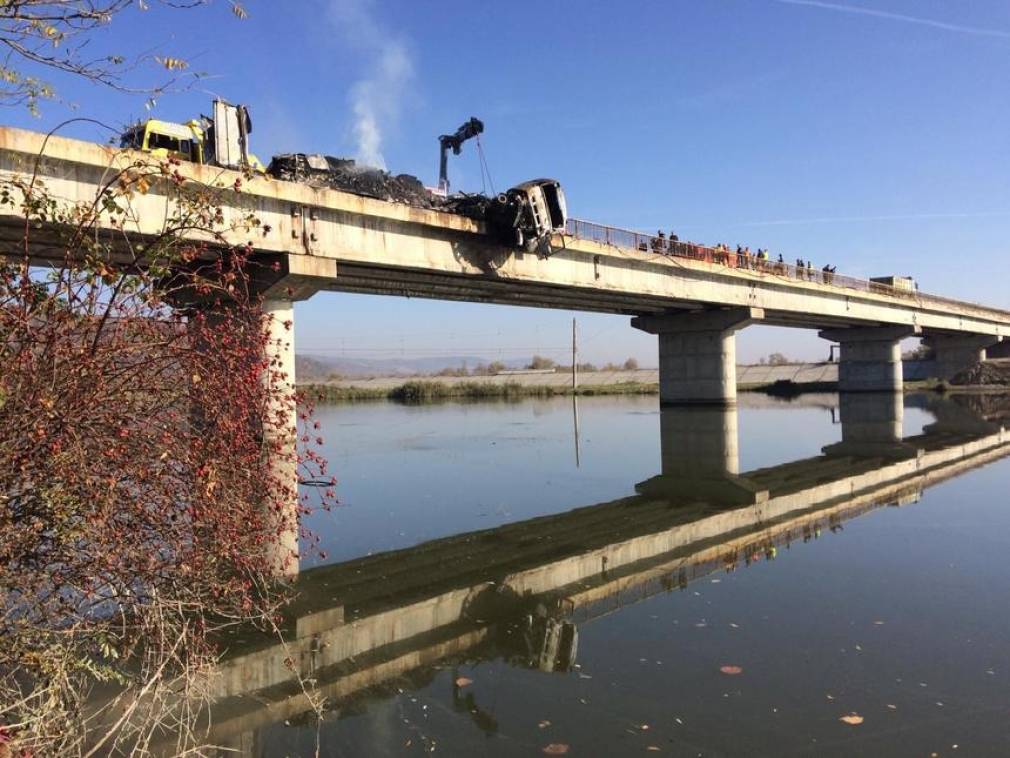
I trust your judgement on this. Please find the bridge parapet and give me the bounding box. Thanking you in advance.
[565,217,1009,325]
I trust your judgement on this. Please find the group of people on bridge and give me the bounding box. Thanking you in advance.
[644,230,837,285]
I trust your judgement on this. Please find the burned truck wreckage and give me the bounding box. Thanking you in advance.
[122,101,567,254]
[266,153,567,255]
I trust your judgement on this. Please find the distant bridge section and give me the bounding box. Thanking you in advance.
[1,124,1007,406]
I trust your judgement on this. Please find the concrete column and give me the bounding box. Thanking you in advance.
[924,333,1002,381]
[636,406,768,506]
[252,253,335,577]
[632,308,763,405]
[822,392,916,459]
[819,326,919,392]
[262,298,300,576]
[659,405,740,478]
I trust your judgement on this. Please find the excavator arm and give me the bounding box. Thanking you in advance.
[438,116,484,193]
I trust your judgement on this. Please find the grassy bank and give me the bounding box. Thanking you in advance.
[301,380,660,404]
[300,377,1007,405]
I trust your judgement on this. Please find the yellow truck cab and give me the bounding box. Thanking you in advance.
[119,100,265,171]
[119,118,205,163]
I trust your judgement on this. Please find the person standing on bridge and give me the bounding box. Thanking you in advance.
[806,260,814,281]
[822,264,834,285]
[796,258,805,278]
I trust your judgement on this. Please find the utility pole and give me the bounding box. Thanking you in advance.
[572,317,578,390]
[572,317,580,467]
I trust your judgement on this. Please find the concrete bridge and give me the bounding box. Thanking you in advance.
[166,395,1009,752]
[2,126,1009,408]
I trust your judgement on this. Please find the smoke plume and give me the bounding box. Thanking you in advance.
[330,0,413,169]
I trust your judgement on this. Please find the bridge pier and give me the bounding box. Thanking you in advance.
[660,405,741,477]
[252,254,336,576]
[822,392,916,459]
[636,406,768,505]
[261,297,300,576]
[632,307,764,405]
[819,326,919,392]
[923,333,1002,381]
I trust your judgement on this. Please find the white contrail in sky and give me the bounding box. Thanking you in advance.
[774,0,1010,40]
[740,211,1010,227]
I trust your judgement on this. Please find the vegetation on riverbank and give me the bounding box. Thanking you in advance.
[302,376,1010,404]
[301,380,661,403]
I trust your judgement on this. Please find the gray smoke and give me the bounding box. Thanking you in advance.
[330,0,413,170]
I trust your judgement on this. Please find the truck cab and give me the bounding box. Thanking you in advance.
[119,119,205,163]
[119,100,264,171]
[486,178,568,254]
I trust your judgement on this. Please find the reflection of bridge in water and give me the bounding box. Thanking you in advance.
[204,394,1010,753]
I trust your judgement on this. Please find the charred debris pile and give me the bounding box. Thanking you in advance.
[950,361,1010,387]
[266,153,565,254]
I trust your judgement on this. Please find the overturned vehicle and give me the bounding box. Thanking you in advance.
[484,179,567,254]
[265,153,567,255]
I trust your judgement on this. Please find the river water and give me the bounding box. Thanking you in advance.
[214,393,1010,756]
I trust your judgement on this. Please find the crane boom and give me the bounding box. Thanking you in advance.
[438,117,484,193]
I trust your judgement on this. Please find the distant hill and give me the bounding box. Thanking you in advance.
[296,354,522,379]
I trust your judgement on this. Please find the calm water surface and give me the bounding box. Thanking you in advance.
[218,393,1010,757]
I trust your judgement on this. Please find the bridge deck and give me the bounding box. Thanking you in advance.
[0,126,1007,336]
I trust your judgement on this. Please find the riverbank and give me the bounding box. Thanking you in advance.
[297,360,1009,404]
[303,379,660,403]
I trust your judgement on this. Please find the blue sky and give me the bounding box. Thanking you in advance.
[9,0,1010,365]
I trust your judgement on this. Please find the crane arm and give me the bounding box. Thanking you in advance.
[438,117,484,193]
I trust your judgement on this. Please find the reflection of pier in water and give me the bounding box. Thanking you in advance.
[207,394,1010,752]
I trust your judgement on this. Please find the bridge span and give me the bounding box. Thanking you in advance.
[2,126,1009,407]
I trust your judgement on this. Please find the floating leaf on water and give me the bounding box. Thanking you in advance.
[886,704,897,710]
[839,714,864,725]
[542,744,570,755]
[647,748,661,752]
[538,720,551,729]
[720,665,743,675]
[454,676,473,687]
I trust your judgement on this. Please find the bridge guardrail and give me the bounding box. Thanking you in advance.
[564,217,1007,319]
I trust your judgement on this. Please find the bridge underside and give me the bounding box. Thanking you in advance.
[17,230,1003,406]
[320,260,894,330]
